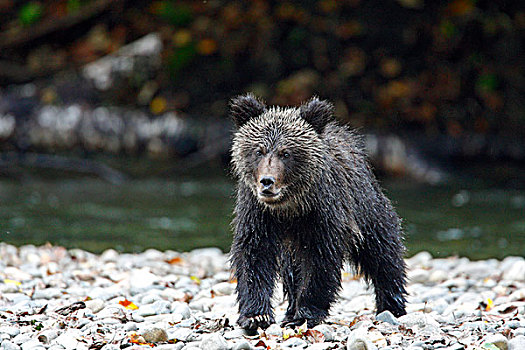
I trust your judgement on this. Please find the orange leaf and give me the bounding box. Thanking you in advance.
[167,257,183,264]
[129,333,155,347]
[119,299,139,310]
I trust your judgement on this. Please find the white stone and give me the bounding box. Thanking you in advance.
[483,333,509,350]
[200,333,229,350]
[509,335,525,350]
[212,282,235,295]
[503,260,525,282]
[85,299,104,313]
[346,328,377,350]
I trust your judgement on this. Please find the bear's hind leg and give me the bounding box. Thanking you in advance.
[351,238,407,317]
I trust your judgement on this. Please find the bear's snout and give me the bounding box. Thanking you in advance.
[256,155,284,203]
[260,176,275,189]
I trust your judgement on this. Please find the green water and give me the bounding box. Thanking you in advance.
[0,168,523,259]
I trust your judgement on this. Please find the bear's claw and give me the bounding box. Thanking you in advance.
[238,314,274,332]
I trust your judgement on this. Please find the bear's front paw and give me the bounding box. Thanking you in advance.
[281,306,327,328]
[238,314,274,332]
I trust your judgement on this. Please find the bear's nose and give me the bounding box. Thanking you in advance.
[260,176,275,189]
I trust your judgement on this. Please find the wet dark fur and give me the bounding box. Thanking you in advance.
[229,94,407,331]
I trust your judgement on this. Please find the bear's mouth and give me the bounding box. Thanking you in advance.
[258,189,282,203]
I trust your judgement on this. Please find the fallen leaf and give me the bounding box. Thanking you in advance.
[166,257,183,264]
[3,279,21,286]
[119,299,139,310]
[254,339,269,349]
[305,329,325,343]
[485,298,494,311]
[283,328,295,340]
[498,305,518,314]
[129,333,155,347]
[190,276,201,285]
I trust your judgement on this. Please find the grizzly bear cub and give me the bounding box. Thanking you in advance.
[229,94,407,331]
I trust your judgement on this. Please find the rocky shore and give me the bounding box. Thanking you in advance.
[0,243,524,350]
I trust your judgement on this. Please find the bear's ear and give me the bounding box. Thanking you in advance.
[230,94,267,128]
[299,97,334,134]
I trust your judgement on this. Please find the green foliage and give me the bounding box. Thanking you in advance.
[167,44,197,76]
[476,73,498,93]
[18,2,43,26]
[67,0,82,13]
[154,1,193,27]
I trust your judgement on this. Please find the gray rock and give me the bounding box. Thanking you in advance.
[223,328,247,340]
[513,328,525,336]
[171,302,192,319]
[506,321,522,330]
[85,299,104,313]
[37,330,59,344]
[509,335,525,350]
[483,333,509,350]
[170,327,193,342]
[313,324,335,341]
[407,251,433,268]
[200,333,229,350]
[408,268,430,284]
[54,331,82,349]
[442,343,464,350]
[181,346,200,350]
[47,346,66,350]
[503,260,525,282]
[141,327,168,343]
[156,343,185,350]
[0,326,21,337]
[231,339,252,350]
[399,312,441,335]
[12,333,31,345]
[1,340,21,350]
[100,345,120,350]
[132,313,145,322]
[136,304,156,317]
[282,337,307,348]
[309,343,337,350]
[124,322,138,331]
[375,310,400,325]
[32,288,62,300]
[20,339,44,350]
[265,324,282,337]
[151,300,171,314]
[212,282,235,295]
[346,328,377,350]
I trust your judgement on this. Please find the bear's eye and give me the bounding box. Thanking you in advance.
[255,150,263,157]
[282,151,291,159]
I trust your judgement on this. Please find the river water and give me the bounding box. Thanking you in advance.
[0,164,523,259]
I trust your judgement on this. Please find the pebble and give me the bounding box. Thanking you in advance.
[1,340,21,350]
[483,333,509,350]
[231,338,252,350]
[346,328,377,350]
[313,324,334,341]
[142,327,168,343]
[282,337,307,348]
[375,310,400,325]
[200,333,229,350]
[0,244,524,350]
[509,335,525,350]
